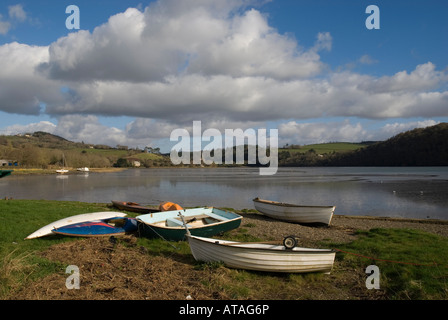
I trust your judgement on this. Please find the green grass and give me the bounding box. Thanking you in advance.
[134,152,167,160]
[0,200,110,252]
[282,142,368,154]
[0,199,112,297]
[332,228,448,299]
[136,237,191,255]
[1,200,448,299]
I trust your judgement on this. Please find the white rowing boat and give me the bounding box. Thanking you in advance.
[186,234,336,273]
[253,197,335,226]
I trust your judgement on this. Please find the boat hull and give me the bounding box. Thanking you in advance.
[52,217,137,237]
[253,198,335,225]
[111,200,159,214]
[25,211,127,239]
[136,207,242,241]
[0,170,13,178]
[187,235,336,273]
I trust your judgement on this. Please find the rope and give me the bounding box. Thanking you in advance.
[333,248,441,267]
[137,221,180,250]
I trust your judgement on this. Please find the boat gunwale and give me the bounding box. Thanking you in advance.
[52,230,127,237]
[253,197,335,209]
[136,207,243,232]
[111,200,159,212]
[137,215,243,231]
[188,235,336,254]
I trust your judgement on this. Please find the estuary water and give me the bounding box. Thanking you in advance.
[1,167,448,220]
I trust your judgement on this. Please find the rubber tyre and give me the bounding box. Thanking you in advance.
[283,235,297,249]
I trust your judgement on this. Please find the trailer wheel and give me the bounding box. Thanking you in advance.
[283,235,297,249]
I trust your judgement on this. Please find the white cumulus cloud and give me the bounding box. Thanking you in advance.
[0,0,447,148]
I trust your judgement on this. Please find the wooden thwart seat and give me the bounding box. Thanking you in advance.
[166,218,191,227]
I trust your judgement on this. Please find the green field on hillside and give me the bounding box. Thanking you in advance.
[281,142,369,154]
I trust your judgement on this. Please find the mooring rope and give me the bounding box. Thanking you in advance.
[137,221,180,250]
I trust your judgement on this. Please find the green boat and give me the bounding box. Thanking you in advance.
[136,207,242,241]
[0,170,13,178]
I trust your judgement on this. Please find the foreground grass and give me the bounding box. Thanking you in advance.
[332,228,448,299]
[1,199,448,299]
[0,199,112,297]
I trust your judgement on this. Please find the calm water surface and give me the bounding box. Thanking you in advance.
[1,167,448,220]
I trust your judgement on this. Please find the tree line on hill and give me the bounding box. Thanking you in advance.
[178,122,448,167]
[0,131,171,168]
[279,123,448,166]
[325,123,448,166]
[1,123,447,168]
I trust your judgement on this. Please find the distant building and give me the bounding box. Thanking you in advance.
[125,157,141,167]
[0,159,18,166]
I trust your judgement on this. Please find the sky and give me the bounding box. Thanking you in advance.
[0,0,447,152]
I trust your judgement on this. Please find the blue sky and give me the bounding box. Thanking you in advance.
[0,0,447,151]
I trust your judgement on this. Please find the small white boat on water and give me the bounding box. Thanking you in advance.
[253,197,335,226]
[186,234,336,273]
[77,167,89,172]
[56,153,69,174]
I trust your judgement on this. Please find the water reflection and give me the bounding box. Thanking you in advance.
[1,167,447,220]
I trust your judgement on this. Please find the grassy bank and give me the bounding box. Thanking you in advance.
[0,200,111,297]
[330,228,448,299]
[1,199,447,300]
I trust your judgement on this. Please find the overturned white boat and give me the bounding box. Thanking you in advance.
[253,198,335,226]
[25,211,127,239]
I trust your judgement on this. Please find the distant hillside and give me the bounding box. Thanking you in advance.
[278,142,370,166]
[324,123,448,166]
[281,142,372,154]
[0,132,171,169]
[3,123,447,169]
[32,131,69,143]
[278,123,448,167]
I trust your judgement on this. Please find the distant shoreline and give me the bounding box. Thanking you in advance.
[5,165,448,176]
[6,167,128,175]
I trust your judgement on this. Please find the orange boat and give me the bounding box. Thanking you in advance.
[158,201,183,212]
